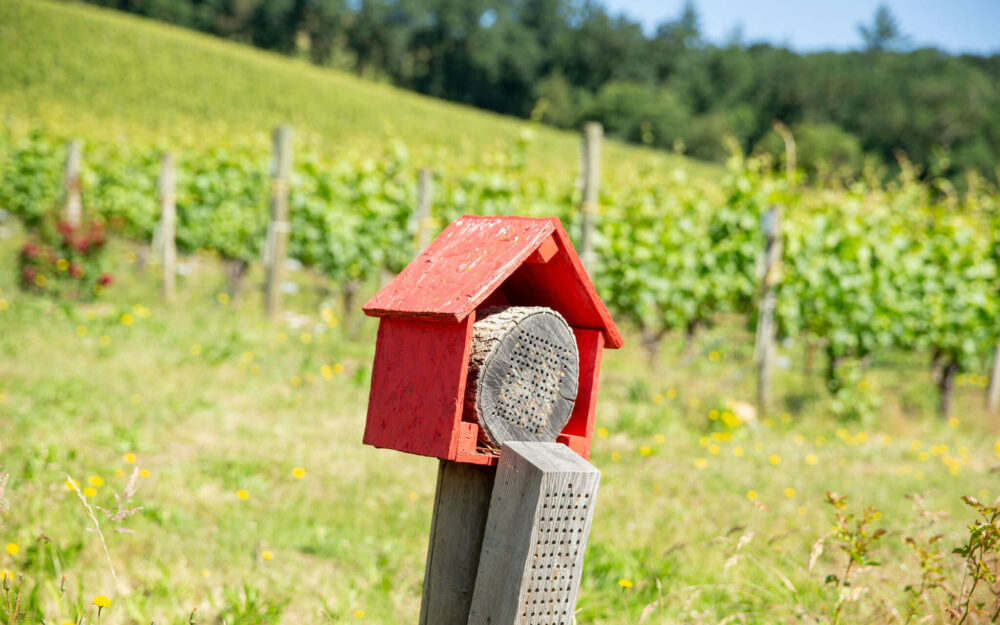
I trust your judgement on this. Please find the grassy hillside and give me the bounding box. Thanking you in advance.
[0,0,710,177]
[0,225,996,625]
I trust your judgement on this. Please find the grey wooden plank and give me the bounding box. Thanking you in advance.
[419,460,496,625]
[469,442,600,625]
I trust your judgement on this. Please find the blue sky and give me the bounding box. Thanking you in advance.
[602,0,1000,55]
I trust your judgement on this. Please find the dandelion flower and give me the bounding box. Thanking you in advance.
[88,476,104,487]
[694,458,707,469]
[320,365,333,380]
[654,434,665,444]
[139,469,150,478]
[99,335,112,347]
[92,595,111,609]
[783,488,796,498]
[5,543,19,556]
[652,393,664,404]
[911,440,923,451]
[597,427,609,439]
[262,551,273,561]
[708,409,719,421]
[65,478,78,490]
[610,451,621,462]
[120,313,133,326]
[665,388,677,399]
[639,446,653,457]
[237,489,250,500]
[353,610,365,618]
[76,325,88,337]
[947,417,959,429]
[617,579,633,588]
[708,444,720,456]
[83,487,97,497]
[299,332,312,344]
[289,376,302,388]
[190,344,202,355]
[768,454,781,466]
[217,292,230,305]
[805,454,819,466]
[333,363,344,374]
[292,467,306,479]
[746,490,758,501]
[124,453,136,464]
[732,446,744,457]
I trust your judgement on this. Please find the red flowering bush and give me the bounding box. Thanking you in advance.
[18,217,113,299]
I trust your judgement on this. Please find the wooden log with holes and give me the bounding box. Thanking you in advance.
[468,441,600,625]
[465,306,580,449]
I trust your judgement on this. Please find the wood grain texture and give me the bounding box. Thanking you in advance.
[361,215,623,349]
[419,460,497,625]
[469,442,600,625]
[363,314,475,460]
[465,307,579,449]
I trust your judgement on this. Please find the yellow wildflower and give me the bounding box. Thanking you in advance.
[83,487,97,497]
[597,427,609,439]
[639,446,653,457]
[732,446,744,457]
[5,543,19,556]
[694,458,707,469]
[768,454,781,466]
[292,467,306,479]
[92,595,111,609]
[805,454,819,466]
[617,579,633,588]
[120,314,133,326]
[783,488,796,498]
[217,292,230,305]
[88,476,104,487]
[708,444,720,456]
[262,551,273,561]
[237,489,250,500]
[124,453,136,464]
[190,344,202,355]
[746,490,758,501]
[76,325,88,337]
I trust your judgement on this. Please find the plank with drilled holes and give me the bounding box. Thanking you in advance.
[468,441,600,625]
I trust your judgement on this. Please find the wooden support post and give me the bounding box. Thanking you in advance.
[415,168,432,253]
[755,206,782,417]
[264,125,293,319]
[988,343,1000,414]
[158,153,177,302]
[469,442,600,625]
[419,460,496,625]
[63,140,82,228]
[579,122,602,277]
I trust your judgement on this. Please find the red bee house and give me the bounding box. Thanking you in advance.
[362,215,623,466]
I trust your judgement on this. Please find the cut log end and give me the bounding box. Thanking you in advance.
[465,306,579,449]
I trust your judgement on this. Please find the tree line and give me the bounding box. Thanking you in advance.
[85,0,1000,180]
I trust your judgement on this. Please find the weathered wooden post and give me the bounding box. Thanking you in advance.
[755,121,793,416]
[63,140,82,228]
[361,216,622,625]
[414,168,433,253]
[157,153,177,302]
[264,124,293,319]
[987,343,1000,414]
[579,122,602,277]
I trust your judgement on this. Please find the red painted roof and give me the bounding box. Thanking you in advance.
[363,215,623,348]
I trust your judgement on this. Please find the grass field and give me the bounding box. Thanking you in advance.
[0,0,710,181]
[1,224,997,625]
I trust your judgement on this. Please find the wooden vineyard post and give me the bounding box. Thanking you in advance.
[63,139,82,228]
[468,442,600,625]
[755,121,793,416]
[157,153,177,302]
[264,124,293,319]
[755,206,782,416]
[414,168,433,253]
[418,461,496,625]
[988,343,1000,414]
[579,122,602,277]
